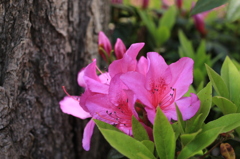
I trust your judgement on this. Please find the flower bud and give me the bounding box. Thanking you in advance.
[114,38,126,59]
[98,31,112,60]
[142,0,149,9]
[175,0,182,10]
[193,13,207,36]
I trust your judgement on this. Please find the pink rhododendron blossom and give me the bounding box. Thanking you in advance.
[60,41,200,152]
[121,52,200,123]
[59,43,145,151]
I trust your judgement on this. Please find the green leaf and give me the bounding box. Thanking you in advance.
[191,0,228,15]
[202,113,240,133]
[99,128,156,159]
[175,104,185,134]
[221,57,240,108]
[213,96,237,115]
[138,10,156,37]
[191,82,212,127]
[159,6,177,30]
[172,122,181,139]
[194,68,205,86]
[227,0,240,22]
[132,116,149,141]
[94,119,122,132]
[178,30,195,59]
[155,26,170,47]
[153,108,175,159]
[180,129,202,146]
[141,140,155,154]
[177,127,223,159]
[205,64,229,98]
[185,113,203,133]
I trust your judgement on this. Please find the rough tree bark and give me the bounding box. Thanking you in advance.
[0,0,110,158]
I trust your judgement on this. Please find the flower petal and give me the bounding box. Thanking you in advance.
[98,72,111,85]
[137,56,148,75]
[125,43,145,59]
[109,54,137,77]
[85,76,109,94]
[82,119,95,151]
[121,72,152,108]
[59,96,91,119]
[169,57,194,99]
[77,68,86,87]
[146,52,171,90]
[162,93,200,121]
[108,74,128,106]
[176,93,200,120]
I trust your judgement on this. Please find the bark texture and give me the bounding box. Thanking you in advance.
[0,0,110,158]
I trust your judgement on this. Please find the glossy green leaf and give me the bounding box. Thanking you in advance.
[178,30,195,58]
[99,128,156,159]
[180,129,202,146]
[206,64,229,98]
[175,104,185,134]
[202,113,240,133]
[194,68,205,87]
[221,57,240,108]
[191,82,212,127]
[154,108,175,159]
[191,0,228,15]
[177,127,223,159]
[141,140,155,154]
[227,0,240,22]
[213,96,237,115]
[95,120,156,159]
[185,113,203,133]
[132,116,149,141]
[94,119,122,132]
[172,122,181,140]
[159,6,177,30]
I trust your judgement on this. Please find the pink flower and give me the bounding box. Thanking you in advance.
[59,43,145,151]
[85,75,138,135]
[121,52,200,123]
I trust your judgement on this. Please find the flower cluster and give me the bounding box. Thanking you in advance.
[59,32,200,151]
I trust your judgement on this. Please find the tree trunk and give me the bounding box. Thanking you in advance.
[0,0,110,158]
